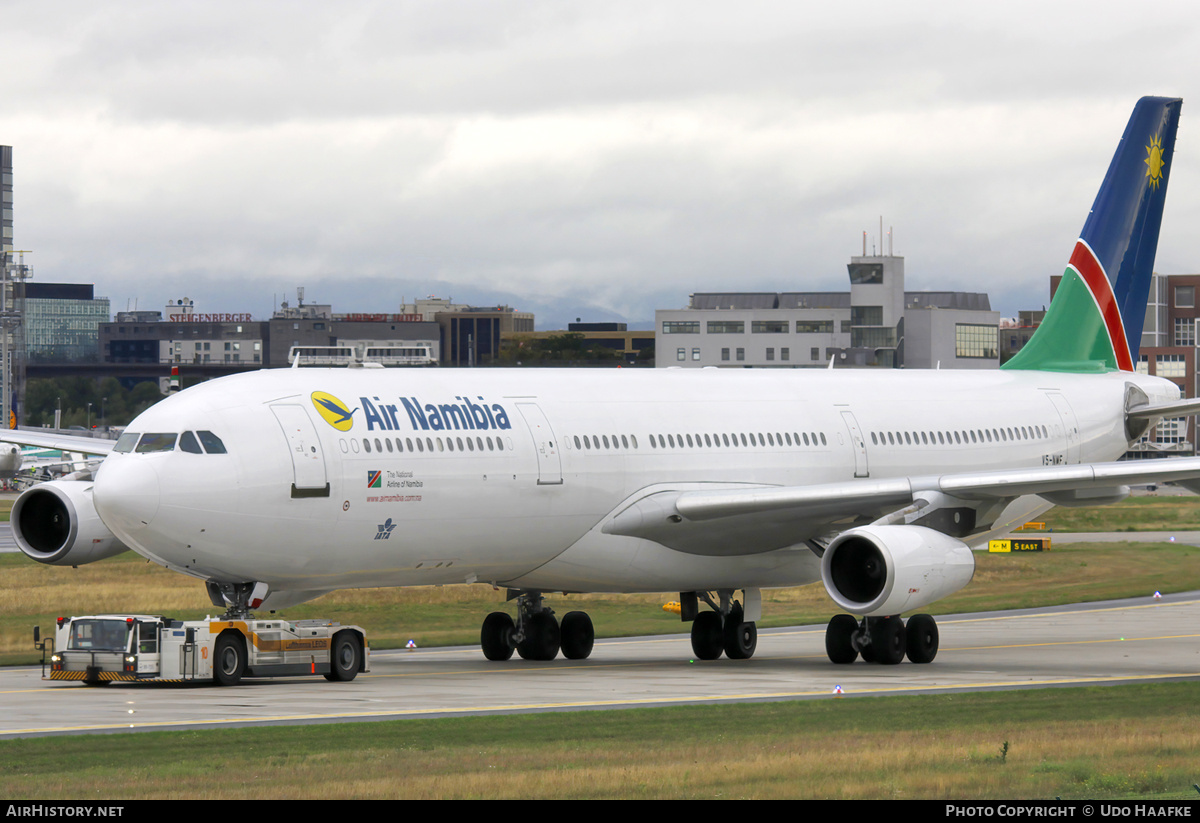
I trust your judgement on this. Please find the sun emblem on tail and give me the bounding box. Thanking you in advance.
[1146,133,1166,190]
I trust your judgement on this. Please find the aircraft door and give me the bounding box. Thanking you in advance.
[516,402,563,485]
[271,404,330,496]
[1046,392,1081,464]
[839,410,869,478]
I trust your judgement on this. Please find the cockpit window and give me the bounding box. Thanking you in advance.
[136,433,177,453]
[197,431,227,454]
[179,431,203,454]
[113,432,140,453]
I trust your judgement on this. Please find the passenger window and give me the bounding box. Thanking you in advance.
[197,431,227,454]
[136,433,177,453]
[179,431,203,454]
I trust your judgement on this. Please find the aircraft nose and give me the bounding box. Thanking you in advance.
[93,457,162,534]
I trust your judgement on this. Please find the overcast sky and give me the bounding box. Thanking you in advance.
[6,1,1200,329]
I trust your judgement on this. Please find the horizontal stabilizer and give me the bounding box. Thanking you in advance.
[1126,397,1200,420]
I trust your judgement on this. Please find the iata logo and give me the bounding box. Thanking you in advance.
[311,391,358,431]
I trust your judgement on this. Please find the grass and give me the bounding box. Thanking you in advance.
[1036,493,1200,532]
[1,683,1198,799]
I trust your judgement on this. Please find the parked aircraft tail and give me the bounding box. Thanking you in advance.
[1004,96,1182,373]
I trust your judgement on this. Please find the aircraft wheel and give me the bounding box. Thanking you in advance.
[905,614,939,664]
[825,614,859,664]
[871,616,906,665]
[517,611,560,661]
[481,612,515,661]
[213,632,246,686]
[325,631,361,681]
[690,611,724,660]
[560,611,594,660]
[723,605,757,660]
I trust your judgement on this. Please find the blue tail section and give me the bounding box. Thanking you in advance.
[1004,96,1182,373]
[1083,96,1181,362]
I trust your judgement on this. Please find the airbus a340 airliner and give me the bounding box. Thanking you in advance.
[9,97,1200,668]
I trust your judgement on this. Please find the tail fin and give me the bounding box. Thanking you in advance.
[1004,96,1182,373]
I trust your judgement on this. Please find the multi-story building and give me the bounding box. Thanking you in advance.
[655,253,998,369]
[22,283,111,362]
[103,297,446,369]
[1124,273,1200,457]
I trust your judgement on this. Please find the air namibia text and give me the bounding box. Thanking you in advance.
[360,396,513,432]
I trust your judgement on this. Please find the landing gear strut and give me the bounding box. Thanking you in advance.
[824,613,939,664]
[479,591,595,662]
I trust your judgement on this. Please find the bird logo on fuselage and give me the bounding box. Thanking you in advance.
[311,391,358,431]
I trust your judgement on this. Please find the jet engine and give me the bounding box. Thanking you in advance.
[11,479,129,566]
[821,525,975,616]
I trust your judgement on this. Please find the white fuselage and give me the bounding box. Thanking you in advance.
[91,366,1179,601]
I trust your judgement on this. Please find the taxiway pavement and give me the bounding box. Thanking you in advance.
[2,592,1197,738]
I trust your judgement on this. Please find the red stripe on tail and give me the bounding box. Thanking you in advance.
[1069,240,1133,371]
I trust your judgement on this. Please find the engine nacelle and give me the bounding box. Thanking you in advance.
[11,479,129,566]
[821,525,975,616]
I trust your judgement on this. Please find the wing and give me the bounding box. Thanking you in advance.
[602,457,1200,556]
[0,430,116,457]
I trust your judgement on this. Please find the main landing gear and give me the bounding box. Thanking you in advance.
[687,590,758,661]
[824,613,939,665]
[480,591,595,662]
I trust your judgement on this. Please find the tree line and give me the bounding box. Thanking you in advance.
[22,377,165,431]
